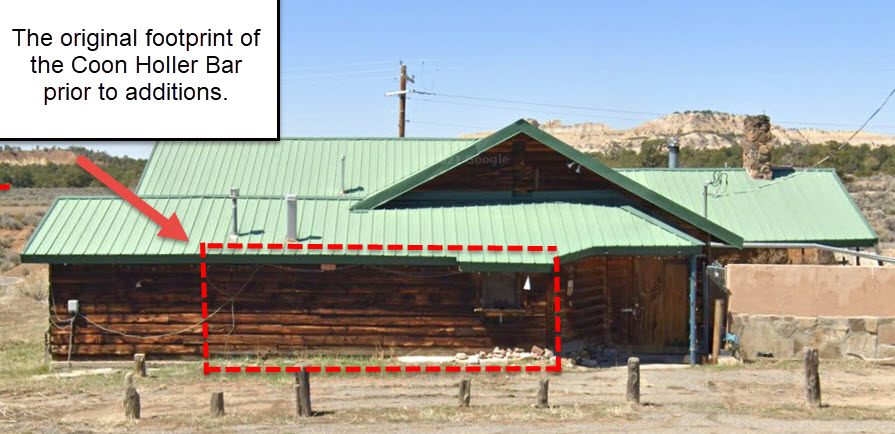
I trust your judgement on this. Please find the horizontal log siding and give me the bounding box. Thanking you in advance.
[48,264,552,359]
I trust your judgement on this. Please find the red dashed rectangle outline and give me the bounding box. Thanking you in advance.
[200,242,561,374]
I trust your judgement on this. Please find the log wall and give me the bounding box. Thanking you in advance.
[49,254,691,359]
[48,263,553,359]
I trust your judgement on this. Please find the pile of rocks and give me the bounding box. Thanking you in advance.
[564,345,619,367]
[454,346,554,365]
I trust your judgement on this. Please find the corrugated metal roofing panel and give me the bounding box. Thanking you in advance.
[22,196,702,268]
[618,168,878,246]
[137,138,476,197]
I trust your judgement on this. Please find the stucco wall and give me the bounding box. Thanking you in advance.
[727,264,895,317]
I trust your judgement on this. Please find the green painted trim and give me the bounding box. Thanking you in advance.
[620,205,705,246]
[519,122,743,248]
[458,262,553,273]
[21,244,703,266]
[391,189,629,205]
[22,253,459,266]
[352,121,528,211]
[134,141,159,193]
[274,137,477,141]
[45,194,361,202]
[745,238,879,248]
[354,119,744,248]
[559,245,703,263]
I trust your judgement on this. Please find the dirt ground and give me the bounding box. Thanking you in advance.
[1,355,894,433]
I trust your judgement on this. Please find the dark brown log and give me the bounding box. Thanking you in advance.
[804,348,821,407]
[210,391,224,417]
[46,258,634,358]
[294,371,312,417]
[458,379,471,407]
[124,373,140,420]
[536,379,549,408]
[626,357,640,404]
[134,353,147,377]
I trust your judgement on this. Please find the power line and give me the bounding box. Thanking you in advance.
[409,96,655,122]
[813,85,895,166]
[282,60,395,72]
[407,119,491,130]
[777,120,895,129]
[283,68,395,79]
[411,90,666,116]
[712,84,895,198]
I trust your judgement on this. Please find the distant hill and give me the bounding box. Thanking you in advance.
[0,146,145,189]
[462,111,895,152]
[0,148,77,166]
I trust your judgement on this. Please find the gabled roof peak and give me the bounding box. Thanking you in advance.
[352,119,744,247]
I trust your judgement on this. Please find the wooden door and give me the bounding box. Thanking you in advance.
[609,257,689,352]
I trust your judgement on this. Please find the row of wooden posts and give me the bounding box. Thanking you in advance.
[123,348,824,420]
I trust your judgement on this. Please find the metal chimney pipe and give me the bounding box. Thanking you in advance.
[339,155,346,195]
[285,194,297,240]
[229,188,239,239]
[667,138,680,169]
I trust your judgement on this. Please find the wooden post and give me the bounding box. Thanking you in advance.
[626,357,640,404]
[804,348,821,408]
[712,299,725,364]
[398,64,407,137]
[210,391,224,417]
[458,379,471,407]
[536,379,549,408]
[124,372,140,420]
[294,371,312,417]
[134,353,147,377]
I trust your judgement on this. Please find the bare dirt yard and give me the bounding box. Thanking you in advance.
[2,269,895,433]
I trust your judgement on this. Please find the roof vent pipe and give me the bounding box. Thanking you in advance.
[229,188,239,239]
[667,137,679,169]
[285,194,297,241]
[339,154,346,195]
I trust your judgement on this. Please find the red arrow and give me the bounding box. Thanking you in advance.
[76,156,189,242]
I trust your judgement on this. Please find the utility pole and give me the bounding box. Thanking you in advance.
[399,64,407,137]
[386,62,414,137]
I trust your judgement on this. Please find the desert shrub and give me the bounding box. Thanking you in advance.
[0,251,21,272]
[16,278,47,302]
[0,215,23,230]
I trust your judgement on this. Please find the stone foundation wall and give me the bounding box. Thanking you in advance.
[730,314,895,360]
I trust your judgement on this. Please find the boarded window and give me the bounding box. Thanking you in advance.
[481,273,520,309]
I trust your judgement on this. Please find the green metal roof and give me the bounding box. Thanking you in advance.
[21,196,702,270]
[352,120,744,248]
[137,138,476,197]
[618,168,878,247]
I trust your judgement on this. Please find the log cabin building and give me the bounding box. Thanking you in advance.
[22,120,877,361]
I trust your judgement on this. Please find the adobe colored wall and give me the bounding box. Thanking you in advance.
[727,264,895,317]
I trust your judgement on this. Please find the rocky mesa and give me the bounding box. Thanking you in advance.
[462,111,895,152]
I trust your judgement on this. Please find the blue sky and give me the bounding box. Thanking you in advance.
[9,0,895,157]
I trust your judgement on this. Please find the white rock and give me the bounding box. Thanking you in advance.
[467,355,480,365]
[717,356,742,366]
[455,352,468,360]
